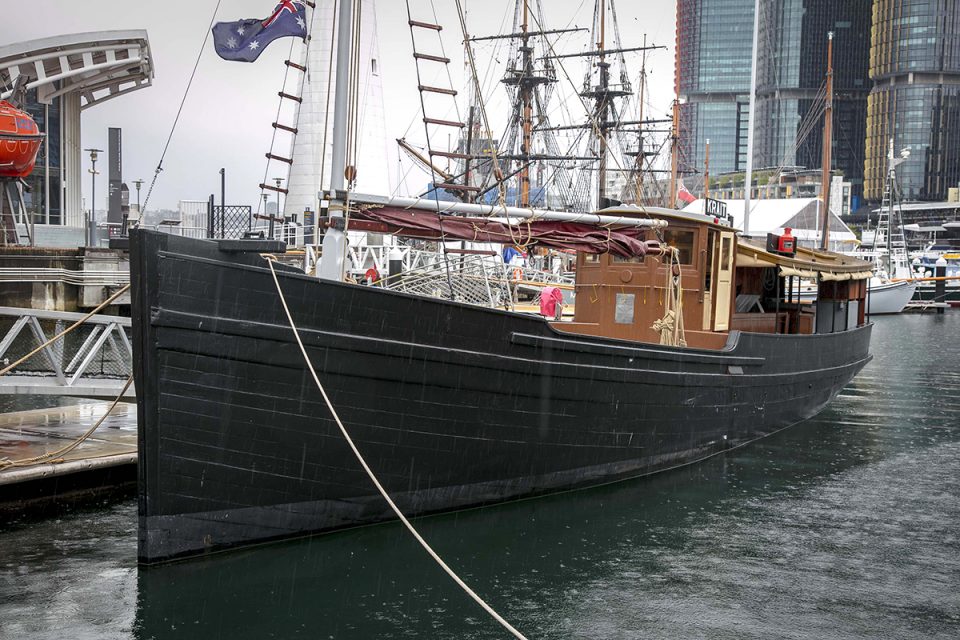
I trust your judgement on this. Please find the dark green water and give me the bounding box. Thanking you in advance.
[2,314,959,639]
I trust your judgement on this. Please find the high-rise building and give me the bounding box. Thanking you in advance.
[677,1,871,201]
[864,0,960,202]
[676,0,755,177]
[754,1,871,201]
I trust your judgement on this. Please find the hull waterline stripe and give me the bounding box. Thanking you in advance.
[264,257,529,640]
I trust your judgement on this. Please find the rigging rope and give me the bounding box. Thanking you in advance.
[652,249,687,347]
[318,0,340,199]
[526,9,642,215]
[406,0,457,297]
[455,0,508,207]
[142,0,223,213]
[264,257,528,640]
[257,37,300,218]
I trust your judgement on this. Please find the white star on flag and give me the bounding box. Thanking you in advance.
[296,16,306,30]
[226,37,238,49]
[249,40,260,50]
[237,26,245,35]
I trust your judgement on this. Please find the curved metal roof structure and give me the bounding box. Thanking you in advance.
[0,30,153,109]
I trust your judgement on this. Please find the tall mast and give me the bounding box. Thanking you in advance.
[743,0,761,236]
[669,98,680,208]
[887,138,894,262]
[633,34,648,204]
[318,0,354,281]
[470,1,583,209]
[704,138,711,201]
[596,2,608,207]
[519,1,533,207]
[819,31,834,251]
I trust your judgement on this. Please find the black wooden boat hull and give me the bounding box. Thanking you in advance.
[131,231,872,563]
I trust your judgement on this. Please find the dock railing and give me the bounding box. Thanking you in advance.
[0,306,134,399]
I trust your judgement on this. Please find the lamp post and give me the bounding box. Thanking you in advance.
[272,177,284,240]
[84,148,103,246]
[272,177,284,216]
[262,193,272,238]
[132,179,144,214]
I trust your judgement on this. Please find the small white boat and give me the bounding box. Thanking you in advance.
[863,278,918,314]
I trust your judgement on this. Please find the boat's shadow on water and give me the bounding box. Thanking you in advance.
[131,404,900,640]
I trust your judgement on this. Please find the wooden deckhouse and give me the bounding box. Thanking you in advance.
[565,206,873,348]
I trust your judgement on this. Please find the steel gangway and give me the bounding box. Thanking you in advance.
[0,307,134,399]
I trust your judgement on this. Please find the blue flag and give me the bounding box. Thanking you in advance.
[212,0,308,63]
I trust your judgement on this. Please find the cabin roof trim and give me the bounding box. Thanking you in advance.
[737,240,874,275]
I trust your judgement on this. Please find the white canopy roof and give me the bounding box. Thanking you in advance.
[0,31,153,110]
[683,198,858,245]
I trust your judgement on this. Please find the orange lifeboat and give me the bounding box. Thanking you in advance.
[0,100,43,179]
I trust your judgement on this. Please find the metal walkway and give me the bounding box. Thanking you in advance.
[0,307,135,399]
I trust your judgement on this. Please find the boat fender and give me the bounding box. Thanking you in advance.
[388,248,404,279]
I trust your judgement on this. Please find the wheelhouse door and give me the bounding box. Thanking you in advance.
[714,231,735,331]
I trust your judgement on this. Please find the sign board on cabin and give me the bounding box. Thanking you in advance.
[704,198,733,226]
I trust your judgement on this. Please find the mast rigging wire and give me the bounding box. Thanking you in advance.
[141,0,223,213]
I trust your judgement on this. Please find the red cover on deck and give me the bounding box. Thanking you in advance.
[356,207,658,257]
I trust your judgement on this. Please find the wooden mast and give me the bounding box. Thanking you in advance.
[704,138,711,201]
[596,1,608,208]
[669,2,681,208]
[819,31,834,251]
[518,1,533,207]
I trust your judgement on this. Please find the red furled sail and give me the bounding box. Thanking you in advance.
[0,100,43,179]
[353,206,661,257]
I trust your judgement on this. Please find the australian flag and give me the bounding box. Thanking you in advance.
[212,0,308,63]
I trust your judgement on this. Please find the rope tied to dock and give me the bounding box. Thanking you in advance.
[263,256,529,640]
[0,285,135,470]
[0,375,133,470]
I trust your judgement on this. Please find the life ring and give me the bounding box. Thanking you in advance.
[510,267,523,282]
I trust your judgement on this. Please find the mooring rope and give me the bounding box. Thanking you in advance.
[264,257,528,640]
[0,375,134,470]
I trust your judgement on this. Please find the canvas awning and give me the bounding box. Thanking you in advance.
[738,241,873,280]
[351,206,659,257]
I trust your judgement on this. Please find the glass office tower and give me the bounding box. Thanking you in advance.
[676,0,755,177]
[754,0,871,201]
[865,0,960,202]
[677,0,871,200]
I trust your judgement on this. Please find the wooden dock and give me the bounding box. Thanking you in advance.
[0,402,137,511]
[904,301,951,313]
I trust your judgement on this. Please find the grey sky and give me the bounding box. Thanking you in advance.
[0,1,676,211]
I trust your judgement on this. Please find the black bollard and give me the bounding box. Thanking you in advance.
[388,247,404,282]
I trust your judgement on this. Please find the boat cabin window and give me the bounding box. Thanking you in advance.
[704,229,717,293]
[662,229,696,265]
[720,234,732,271]
[584,253,603,264]
[612,253,645,264]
